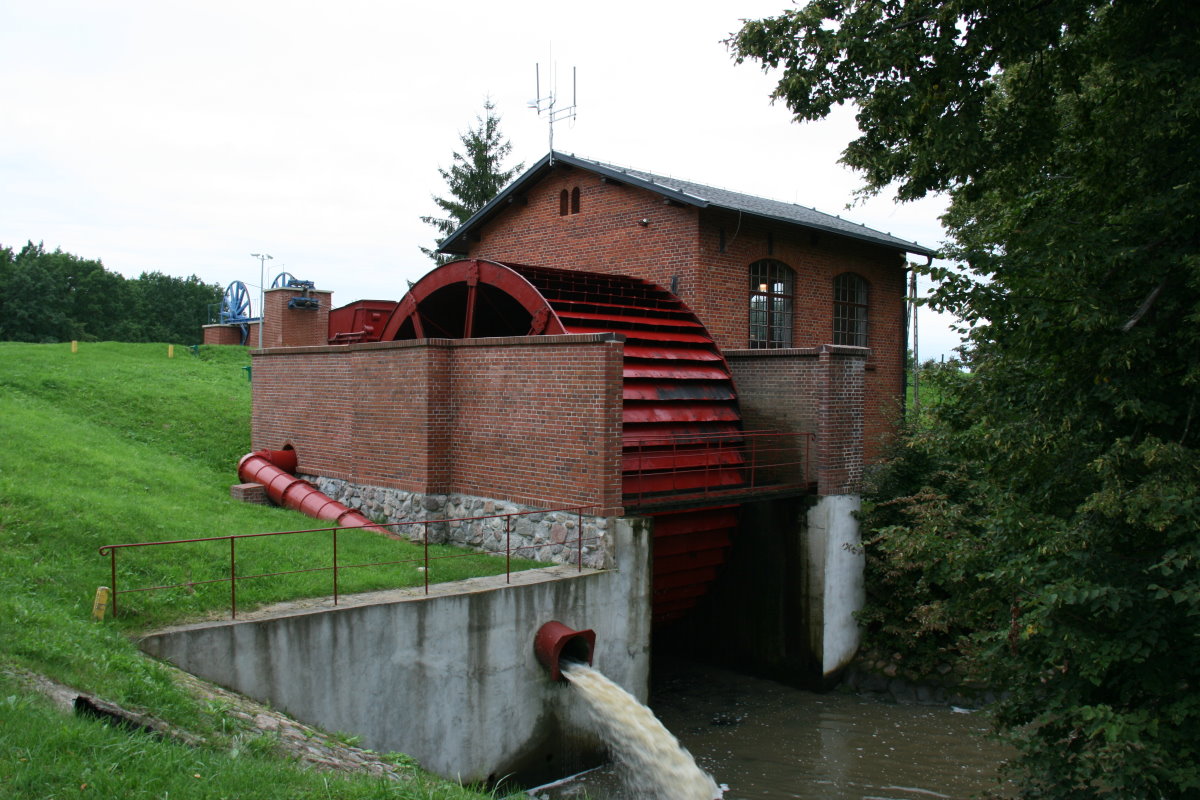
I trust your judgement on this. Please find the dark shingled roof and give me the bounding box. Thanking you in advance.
[438,151,936,258]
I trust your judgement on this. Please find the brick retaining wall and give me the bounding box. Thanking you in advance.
[251,334,625,515]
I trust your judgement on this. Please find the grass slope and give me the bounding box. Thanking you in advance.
[0,342,523,799]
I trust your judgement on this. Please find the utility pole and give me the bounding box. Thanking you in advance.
[250,252,273,350]
[910,268,920,416]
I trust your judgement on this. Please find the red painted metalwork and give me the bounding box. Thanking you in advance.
[374,260,565,341]
[376,260,761,623]
[97,505,599,620]
[327,299,399,344]
[534,621,596,682]
[622,430,815,509]
[649,505,740,623]
[237,449,388,534]
[380,261,748,503]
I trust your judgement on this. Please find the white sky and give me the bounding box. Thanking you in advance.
[0,0,964,360]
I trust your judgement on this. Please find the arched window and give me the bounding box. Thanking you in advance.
[570,186,581,214]
[833,273,869,347]
[559,190,569,216]
[749,259,794,349]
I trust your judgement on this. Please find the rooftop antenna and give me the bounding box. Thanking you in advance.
[528,60,577,163]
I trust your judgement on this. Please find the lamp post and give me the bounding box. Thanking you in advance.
[250,253,273,349]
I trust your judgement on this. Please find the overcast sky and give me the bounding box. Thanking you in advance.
[1,0,964,359]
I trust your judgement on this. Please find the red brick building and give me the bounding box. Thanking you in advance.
[248,151,933,680]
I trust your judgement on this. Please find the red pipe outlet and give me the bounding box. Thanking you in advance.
[237,450,387,533]
[534,621,596,682]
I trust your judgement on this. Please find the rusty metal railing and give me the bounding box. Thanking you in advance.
[622,429,815,508]
[98,505,600,620]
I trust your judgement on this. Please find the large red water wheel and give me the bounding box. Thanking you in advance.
[381,259,745,623]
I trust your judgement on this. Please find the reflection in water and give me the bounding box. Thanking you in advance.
[531,658,1011,800]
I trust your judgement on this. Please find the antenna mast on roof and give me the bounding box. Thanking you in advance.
[528,60,577,163]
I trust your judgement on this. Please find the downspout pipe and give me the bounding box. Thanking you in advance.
[237,449,389,534]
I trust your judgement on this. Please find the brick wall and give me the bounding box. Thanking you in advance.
[727,345,866,495]
[262,288,333,349]
[203,324,247,346]
[250,334,625,514]
[466,168,702,300]
[816,345,867,494]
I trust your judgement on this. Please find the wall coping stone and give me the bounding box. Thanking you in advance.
[252,332,625,357]
[724,344,870,359]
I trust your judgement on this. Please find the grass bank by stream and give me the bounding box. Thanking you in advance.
[0,341,530,799]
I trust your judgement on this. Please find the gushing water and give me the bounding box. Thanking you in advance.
[561,661,722,800]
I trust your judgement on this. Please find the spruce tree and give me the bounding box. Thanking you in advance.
[420,99,523,263]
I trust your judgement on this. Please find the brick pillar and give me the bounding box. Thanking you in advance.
[600,338,626,516]
[423,343,452,494]
[261,288,334,349]
[815,345,867,496]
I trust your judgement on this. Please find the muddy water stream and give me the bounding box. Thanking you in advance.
[534,657,1011,800]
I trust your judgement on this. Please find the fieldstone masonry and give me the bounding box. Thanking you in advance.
[307,476,613,570]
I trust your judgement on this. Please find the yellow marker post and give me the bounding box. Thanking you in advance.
[71,340,78,353]
[168,344,175,358]
[92,586,111,621]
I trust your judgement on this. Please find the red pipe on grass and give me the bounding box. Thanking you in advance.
[237,449,388,533]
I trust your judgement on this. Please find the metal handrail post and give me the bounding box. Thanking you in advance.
[109,548,118,619]
[230,537,237,620]
[750,435,758,488]
[703,437,711,496]
[332,528,339,606]
[423,521,429,595]
[505,515,512,584]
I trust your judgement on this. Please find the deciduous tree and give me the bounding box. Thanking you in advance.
[734,1,1200,795]
[0,242,221,344]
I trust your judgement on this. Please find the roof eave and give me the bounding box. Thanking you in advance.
[439,151,937,259]
[703,203,937,258]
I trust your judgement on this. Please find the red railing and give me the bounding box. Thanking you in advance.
[98,505,599,620]
[623,429,815,508]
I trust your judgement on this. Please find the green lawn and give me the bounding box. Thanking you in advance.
[0,341,529,799]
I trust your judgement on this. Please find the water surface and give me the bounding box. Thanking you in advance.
[533,658,1011,800]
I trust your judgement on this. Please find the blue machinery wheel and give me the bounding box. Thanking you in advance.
[220,280,253,324]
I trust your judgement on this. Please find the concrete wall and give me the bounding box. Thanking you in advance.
[139,517,652,786]
[806,494,865,677]
[657,494,863,687]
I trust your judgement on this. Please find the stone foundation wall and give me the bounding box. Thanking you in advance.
[308,476,613,570]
